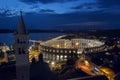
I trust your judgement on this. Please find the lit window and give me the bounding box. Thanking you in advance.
[57,50,59,53]
[75,42,79,46]
[73,50,76,53]
[77,51,82,54]
[53,50,55,52]
[65,50,67,53]
[61,50,63,53]
[57,44,60,48]
[69,50,71,53]
[91,50,93,52]
[105,52,110,55]
[57,55,59,60]
[51,61,55,65]
[60,55,63,58]
[64,55,67,58]
[57,55,59,58]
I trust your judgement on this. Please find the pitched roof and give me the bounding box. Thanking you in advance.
[16,11,27,34]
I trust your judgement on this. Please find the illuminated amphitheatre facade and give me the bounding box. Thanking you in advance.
[40,35,105,63]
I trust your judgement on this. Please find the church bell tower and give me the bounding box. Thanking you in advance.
[14,11,29,80]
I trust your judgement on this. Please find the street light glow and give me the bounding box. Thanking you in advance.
[51,62,55,65]
[57,44,60,48]
[75,42,79,46]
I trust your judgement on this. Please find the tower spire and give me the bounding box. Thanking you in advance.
[16,11,27,34]
[14,10,29,80]
[20,10,22,16]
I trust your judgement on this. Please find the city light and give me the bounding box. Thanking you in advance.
[77,49,83,54]
[75,42,79,46]
[57,44,60,48]
[0,1,120,80]
[51,61,55,65]
[84,60,89,66]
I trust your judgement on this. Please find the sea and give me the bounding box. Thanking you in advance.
[0,33,64,45]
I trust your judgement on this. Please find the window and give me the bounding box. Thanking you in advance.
[53,50,55,52]
[18,48,22,54]
[65,50,67,53]
[60,50,63,53]
[50,49,52,52]
[73,50,76,53]
[17,39,19,43]
[60,55,63,58]
[56,55,59,60]
[69,50,71,53]
[64,55,67,58]
[17,38,26,44]
[22,48,25,54]
[57,50,59,53]
[18,48,25,54]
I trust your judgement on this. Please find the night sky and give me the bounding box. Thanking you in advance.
[0,0,120,30]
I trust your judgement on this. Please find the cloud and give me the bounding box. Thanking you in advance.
[94,0,120,14]
[0,8,16,17]
[71,2,103,13]
[39,9,55,13]
[0,8,120,30]
[30,5,39,9]
[71,0,120,14]
[71,2,98,10]
[97,0,120,8]
[19,0,76,4]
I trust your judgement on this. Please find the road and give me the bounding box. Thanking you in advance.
[75,55,115,80]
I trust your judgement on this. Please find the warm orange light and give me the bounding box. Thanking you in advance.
[57,44,60,48]
[84,60,89,66]
[100,67,115,79]
[75,42,79,46]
